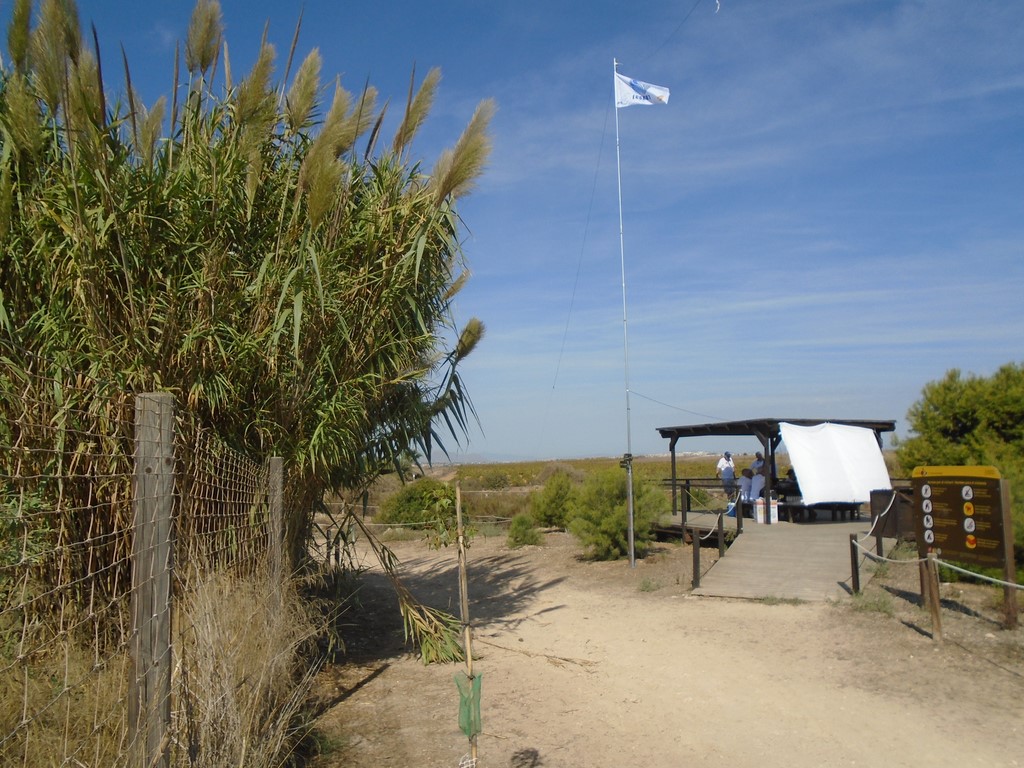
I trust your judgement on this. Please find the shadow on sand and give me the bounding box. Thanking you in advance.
[336,542,567,664]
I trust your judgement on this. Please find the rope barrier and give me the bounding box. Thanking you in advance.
[698,526,720,541]
[851,538,1022,590]
[851,537,925,565]
[935,558,1024,591]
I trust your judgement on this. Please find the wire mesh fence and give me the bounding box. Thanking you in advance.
[0,360,283,767]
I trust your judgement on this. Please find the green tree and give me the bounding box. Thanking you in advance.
[378,478,456,526]
[898,364,1024,547]
[507,513,541,548]
[567,470,668,560]
[530,469,574,528]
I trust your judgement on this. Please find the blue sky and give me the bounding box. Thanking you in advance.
[13,1,1024,461]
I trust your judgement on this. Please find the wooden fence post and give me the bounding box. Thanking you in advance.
[849,534,860,594]
[1000,480,1019,630]
[925,554,943,643]
[691,531,701,589]
[268,456,284,592]
[130,393,174,768]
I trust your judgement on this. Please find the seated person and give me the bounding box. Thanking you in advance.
[775,467,801,500]
[738,468,754,501]
[749,467,765,500]
[750,452,765,475]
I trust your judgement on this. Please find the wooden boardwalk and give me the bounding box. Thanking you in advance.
[687,518,890,602]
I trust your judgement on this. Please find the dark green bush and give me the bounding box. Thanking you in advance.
[378,478,455,525]
[530,470,575,528]
[567,470,668,560]
[507,514,542,548]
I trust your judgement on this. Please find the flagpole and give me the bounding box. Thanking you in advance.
[613,58,637,569]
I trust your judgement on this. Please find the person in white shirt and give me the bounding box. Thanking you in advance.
[716,451,736,493]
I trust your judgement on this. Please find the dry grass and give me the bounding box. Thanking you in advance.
[174,569,322,768]
[0,568,322,768]
[0,614,131,767]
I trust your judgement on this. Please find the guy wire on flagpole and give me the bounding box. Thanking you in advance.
[613,58,637,569]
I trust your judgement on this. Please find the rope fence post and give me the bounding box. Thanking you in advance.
[999,480,1019,630]
[717,513,725,557]
[925,553,943,643]
[849,534,860,594]
[691,530,700,589]
[130,392,174,768]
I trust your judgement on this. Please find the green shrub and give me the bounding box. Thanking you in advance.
[530,470,575,528]
[567,470,668,560]
[478,469,512,490]
[378,478,455,526]
[507,514,541,548]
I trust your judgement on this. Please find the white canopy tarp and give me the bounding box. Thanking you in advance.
[779,422,891,505]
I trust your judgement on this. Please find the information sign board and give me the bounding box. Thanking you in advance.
[911,466,1006,569]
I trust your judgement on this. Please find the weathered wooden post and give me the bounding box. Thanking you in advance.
[130,393,174,768]
[268,456,284,607]
[691,530,701,589]
[670,449,678,518]
[925,554,943,643]
[849,534,861,594]
[455,483,479,763]
[999,480,1019,630]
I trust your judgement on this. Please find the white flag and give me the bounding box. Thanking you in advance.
[614,72,670,108]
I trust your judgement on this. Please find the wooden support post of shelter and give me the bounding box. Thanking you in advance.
[670,447,679,522]
[130,393,174,768]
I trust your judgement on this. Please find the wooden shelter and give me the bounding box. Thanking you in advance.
[656,418,896,524]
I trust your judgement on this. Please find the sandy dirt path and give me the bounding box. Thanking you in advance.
[313,532,1024,768]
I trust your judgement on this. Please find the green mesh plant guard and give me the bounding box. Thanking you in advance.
[454,671,482,739]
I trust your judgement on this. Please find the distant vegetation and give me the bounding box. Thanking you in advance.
[373,455,717,561]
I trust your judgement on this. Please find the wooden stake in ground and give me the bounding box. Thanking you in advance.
[924,553,943,643]
[455,483,480,765]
